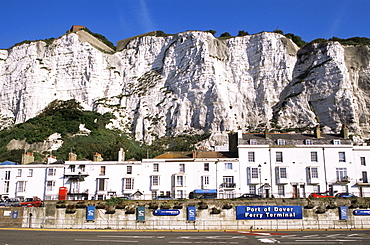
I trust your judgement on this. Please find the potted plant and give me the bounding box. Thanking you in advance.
[66,204,76,214]
[125,207,135,214]
[222,203,233,209]
[76,201,87,209]
[173,203,183,209]
[56,200,66,208]
[148,203,159,209]
[198,201,208,210]
[210,207,221,214]
[160,202,171,209]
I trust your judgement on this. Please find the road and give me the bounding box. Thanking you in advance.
[0,229,369,244]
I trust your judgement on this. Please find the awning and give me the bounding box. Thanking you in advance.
[194,189,217,194]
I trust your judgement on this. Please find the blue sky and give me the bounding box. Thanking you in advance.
[1,0,369,49]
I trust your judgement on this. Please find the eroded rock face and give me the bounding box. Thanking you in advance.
[0,30,369,147]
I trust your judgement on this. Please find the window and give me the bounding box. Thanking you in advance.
[310,152,318,162]
[362,171,368,183]
[248,152,255,162]
[70,165,75,172]
[204,163,209,171]
[46,180,55,192]
[202,176,209,185]
[222,176,235,188]
[179,164,185,173]
[124,178,134,190]
[151,176,160,186]
[339,152,346,162]
[100,166,106,175]
[5,171,10,180]
[333,140,341,145]
[17,181,26,192]
[48,168,56,176]
[3,181,9,193]
[251,168,259,179]
[249,185,256,194]
[250,139,257,145]
[310,167,318,179]
[127,166,132,174]
[28,169,33,177]
[176,190,184,199]
[153,163,159,172]
[305,139,313,145]
[225,162,233,170]
[176,176,184,186]
[361,157,366,166]
[313,185,320,193]
[336,168,347,181]
[80,165,85,172]
[278,185,285,196]
[98,178,106,191]
[276,152,283,162]
[277,139,285,145]
[17,169,22,177]
[276,167,287,179]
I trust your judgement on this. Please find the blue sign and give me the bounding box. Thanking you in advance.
[236,206,302,220]
[86,206,95,221]
[353,210,370,216]
[153,209,180,216]
[339,206,348,220]
[187,206,196,221]
[11,211,18,219]
[194,189,217,194]
[137,206,145,221]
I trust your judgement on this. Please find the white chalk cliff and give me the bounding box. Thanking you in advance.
[0,29,369,146]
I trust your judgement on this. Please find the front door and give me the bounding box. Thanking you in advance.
[292,185,298,198]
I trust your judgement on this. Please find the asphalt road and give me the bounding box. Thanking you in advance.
[0,229,370,244]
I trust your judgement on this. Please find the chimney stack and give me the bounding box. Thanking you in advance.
[118,148,125,162]
[264,127,270,139]
[341,124,349,139]
[21,152,34,165]
[68,152,77,161]
[93,153,103,162]
[314,125,321,138]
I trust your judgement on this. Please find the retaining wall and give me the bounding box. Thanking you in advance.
[1,198,370,230]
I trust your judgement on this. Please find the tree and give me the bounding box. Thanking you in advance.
[220,32,232,38]
[237,30,249,37]
[205,30,217,36]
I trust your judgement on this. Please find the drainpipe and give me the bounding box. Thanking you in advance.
[269,148,273,197]
[322,148,328,192]
[215,159,219,199]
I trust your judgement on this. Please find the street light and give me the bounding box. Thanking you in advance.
[258,164,262,197]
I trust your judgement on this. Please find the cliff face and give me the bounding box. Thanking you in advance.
[0,30,369,146]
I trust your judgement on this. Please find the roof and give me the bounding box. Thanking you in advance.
[154,151,238,159]
[0,160,19,165]
[239,132,352,146]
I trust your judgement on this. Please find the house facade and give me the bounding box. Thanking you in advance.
[1,127,370,200]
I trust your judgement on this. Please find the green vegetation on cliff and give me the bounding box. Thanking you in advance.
[0,99,210,163]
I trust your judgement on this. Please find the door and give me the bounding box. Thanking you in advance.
[292,185,298,198]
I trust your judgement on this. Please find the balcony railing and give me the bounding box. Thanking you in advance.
[221,183,236,189]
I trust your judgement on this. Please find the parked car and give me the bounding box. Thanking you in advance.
[237,193,262,199]
[335,193,357,198]
[20,197,43,207]
[0,198,21,207]
[308,193,334,198]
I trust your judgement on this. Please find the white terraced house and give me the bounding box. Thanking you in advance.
[1,126,370,200]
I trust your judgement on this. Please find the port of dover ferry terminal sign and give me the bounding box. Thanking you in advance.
[236,206,302,220]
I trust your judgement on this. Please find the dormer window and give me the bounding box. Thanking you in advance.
[250,139,257,145]
[305,139,313,145]
[277,139,285,145]
[333,140,341,145]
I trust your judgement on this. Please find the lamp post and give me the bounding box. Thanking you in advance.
[258,164,262,197]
